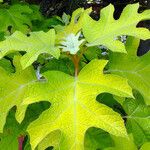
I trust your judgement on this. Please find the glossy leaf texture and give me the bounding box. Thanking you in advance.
[82,3,150,53]
[0,29,60,69]
[22,59,133,150]
[109,37,150,104]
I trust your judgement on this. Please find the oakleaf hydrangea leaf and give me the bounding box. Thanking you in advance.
[23,59,133,150]
[0,55,38,132]
[56,7,92,43]
[105,135,137,150]
[28,5,42,21]
[140,142,150,150]
[85,128,114,150]
[82,3,150,53]
[109,37,150,104]
[60,32,85,54]
[0,4,33,33]
[0,58,14,73]
[123,92,150,147]
[0,109,23,150]
[0,29,60,69]
[0,101,51,150]
[37,130,62,150]
[62,13,70,25]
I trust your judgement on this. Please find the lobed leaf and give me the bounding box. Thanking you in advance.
[22,59,133,150]
[109,37,150,104]
[105,135,137,150]
[0,101,51,150]
[85,128,114,150]
[140,142,150,150]
[82,3,150,53]
[56,7,92,43]
[0,109,24,150]
[0,55,38,132]
[123,92,150,147]
[0,29,60,69]
[0,4,33,33]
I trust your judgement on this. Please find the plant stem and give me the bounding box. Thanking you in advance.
[72,54,79,77]
[71,47,87,77]
[18,135,25,150]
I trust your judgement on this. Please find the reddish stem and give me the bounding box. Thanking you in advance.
[18,135,25,150]
[72,55,79,77]
[71,47,87,76]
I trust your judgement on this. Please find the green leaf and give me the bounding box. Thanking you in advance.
[32,17,63,32]
[0,4,33,33]
[123,92,150,147]
[36,130,62,150]
[85,128,114,150]
[0,55,38,132]
[0,108,24,150]
[81,46,102,62]
[23,59,133,149]
[40,57,75,75]
[82,3,150,53]
[28,5,42,21]
[0,101,50,150]
[97,93,125,115]
[0,29,60,69]
[0,32,5,41]
[62,13,70,25]
[56,7,92,43]
[109,37,150,104]
[0,58,14,72]
[140,142,150,150]
[105,134,137,150]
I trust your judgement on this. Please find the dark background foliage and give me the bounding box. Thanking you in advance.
[3,0,150,17]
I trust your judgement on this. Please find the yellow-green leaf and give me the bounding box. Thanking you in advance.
[0,55,38,132]
[109,37,150,104]
[0,4,33,33]
[140,142,150,150]
[82,3,150,53]
[56,7,92,43]
[0,29,60,69]
[23,59,133,150]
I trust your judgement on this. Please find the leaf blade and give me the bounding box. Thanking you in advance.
[82,3,150,53]
[24,59,133,149]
